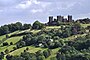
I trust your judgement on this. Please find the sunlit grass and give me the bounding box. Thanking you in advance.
[4,36,23,45]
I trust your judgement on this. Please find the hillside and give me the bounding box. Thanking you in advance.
[0,22,90,60]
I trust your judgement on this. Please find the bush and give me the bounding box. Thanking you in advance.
[10,42,13,45]
[4,49,9,54]
[6,34,9,38]
[13,47,17,50]
[3,42,8,46]
[26,47,29,51]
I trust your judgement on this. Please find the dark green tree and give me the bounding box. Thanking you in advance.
[32,21,45,29]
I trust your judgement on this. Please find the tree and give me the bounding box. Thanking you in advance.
[10,42,13,45]
[0,52,4,60]
[71,22,84,35]
[5,49,9,54]
[62,27,72,38]
[0,27,3,35]
[16,41,26,48]
[43,49,51,58]
[23,24,31,30]
[36,50,43,57]
[54,40,62,48]
[37,56,45,60]
[0,22,31,36]
[71,54,88,60]
[2,25,9,34]
[56,52,66,60]
[6,54,12,60]
[24,50,26,52]
[11,56,25,60]
[37,36,45,43]
[15,22,22,30]
[32,21,45,29]
[13,47,17,50]
[26,47,29,51]
[3,42,8,46]
[56,52,62,60]
[48,42,55,49]
[6,34,9,38]
[21,52,36,60]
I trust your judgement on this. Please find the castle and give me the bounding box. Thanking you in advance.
[47,15,74,26]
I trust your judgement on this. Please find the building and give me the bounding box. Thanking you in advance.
[49,16,53,23]
[68,15,72,22]
[57,16,63,22]
[47,15,73,26]
[63,18,68,22]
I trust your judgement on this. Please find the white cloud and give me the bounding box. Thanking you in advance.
[15,0,41,9]
[15,0,32,9]
[31,9,43,13]
[33,0,40,4]
[0,0,90,25]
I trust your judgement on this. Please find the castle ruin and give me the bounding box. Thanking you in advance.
[47,15,73,26]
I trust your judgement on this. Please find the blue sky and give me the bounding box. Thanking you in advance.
[0,0,90,25]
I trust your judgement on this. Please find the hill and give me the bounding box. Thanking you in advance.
[0,21,90,60]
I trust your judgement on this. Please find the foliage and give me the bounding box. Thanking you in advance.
[32,21,45,29]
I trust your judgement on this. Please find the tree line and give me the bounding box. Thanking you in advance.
[0,21,45,36]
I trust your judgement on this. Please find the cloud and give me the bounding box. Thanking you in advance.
[15,0,41,9]
[0,0,90,25]
[15,0,32,9]
[33,0,40,4]
[31,9,43,13]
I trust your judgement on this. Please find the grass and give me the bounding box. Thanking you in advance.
[9,46,59,60]
[0,35,6,40]
[1,45,60,60]
[64,34,87,41]
[81,24,90,28]
[30,30,41,34]
[46,26,61,29]
[4,36,23,45]
[0,45,15,52]
[46,48,60,60]
[8,31,20,36]
[9,46,46,56]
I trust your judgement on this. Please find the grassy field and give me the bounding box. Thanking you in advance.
[64,34,87,41]
[4,36,23,45]
[0,45,15,52]
[9,46,46,56]
[46,26,61,29]
[30,30,41,34]
[9,46,59,60]
[8,31,20,36]
[81,24,90,28]
[46,48,60,60]
[0,35,6,40]
[2,46,59,60]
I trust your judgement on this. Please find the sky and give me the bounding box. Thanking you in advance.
[0,0,90,25]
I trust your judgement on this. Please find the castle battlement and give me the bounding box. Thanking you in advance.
[48,15,73,25]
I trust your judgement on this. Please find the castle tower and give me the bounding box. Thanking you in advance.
[68,15,72,22]
[49,16,53,23]
[57,16,63,22]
